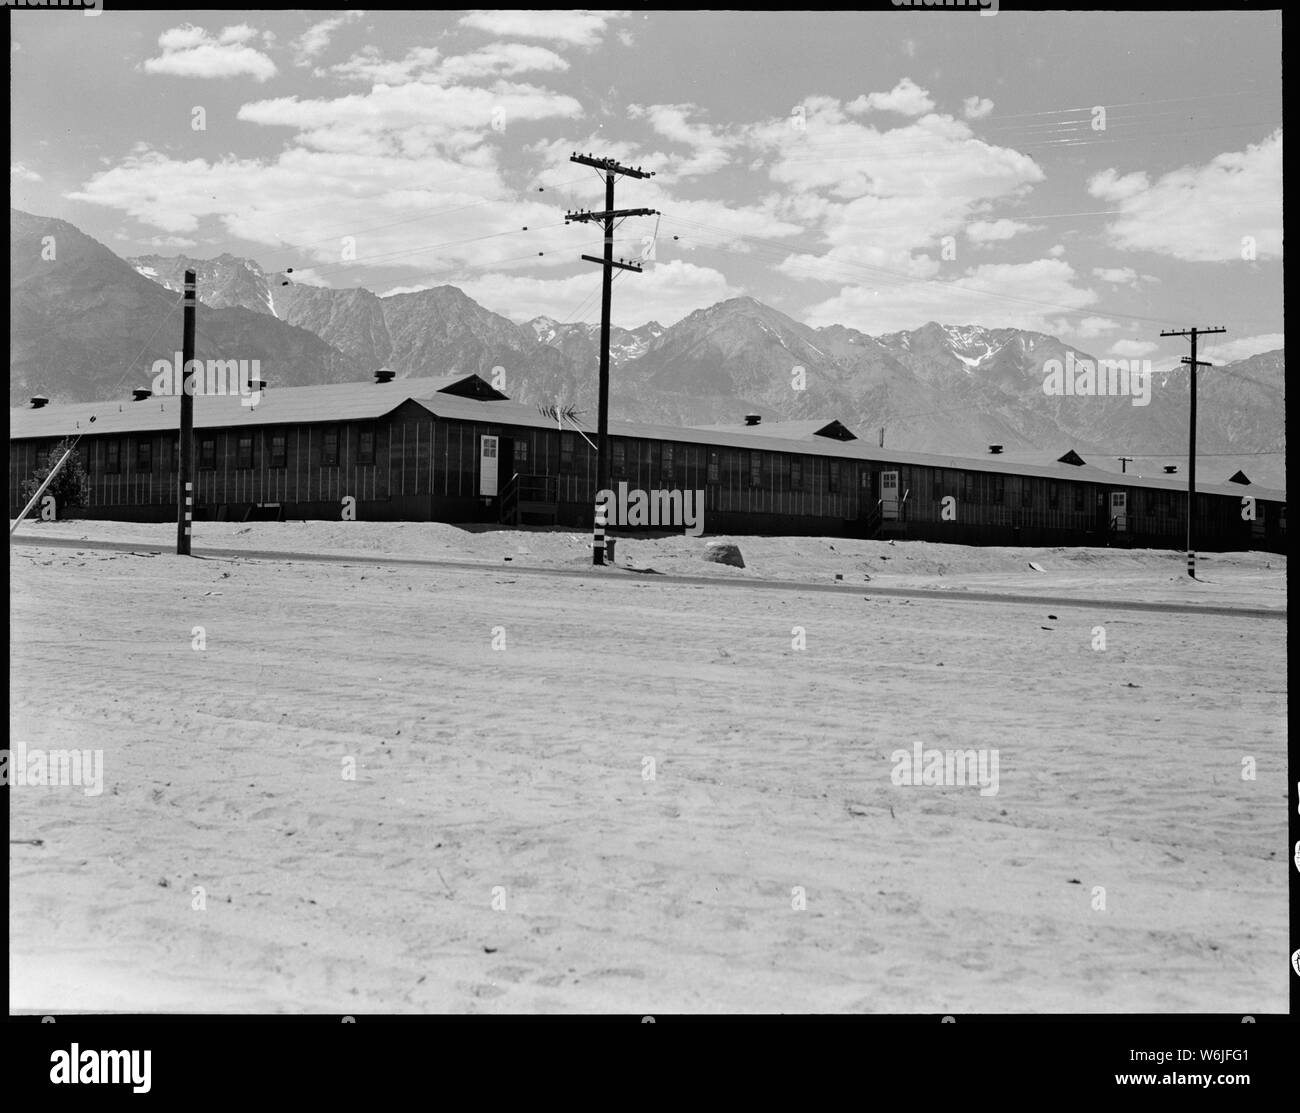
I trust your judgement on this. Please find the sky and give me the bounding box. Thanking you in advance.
[9,8,1283,366]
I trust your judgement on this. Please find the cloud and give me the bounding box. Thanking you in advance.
[278,267,330,288]
[802,257,1098,334]
[1091,266,1138,285]
[69,145,548,251]
[437,42,570,82]
[1048,244,1065,257]
[962,96,994,120]
[331,45,442,85]
[1088,130,1281,261]
[217,25,259,45]
[745,100,1044,281]
[143,23,278,82]
[293,11,365,65]
[143,234,199,249]
[848,78,935,117]
[1200,333,1284,364]
[627,103,741,177]
[461,258,741,327]
[236,81,584,156]
[10,162,42,182]
[458,10,625,49]
[1072,317,1120,339]
[1109,339,1157,358]
[331,42,569,85]
[966,219,1036,243]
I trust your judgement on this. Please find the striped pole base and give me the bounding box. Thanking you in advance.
[592,499,608,566]
[179,481,194,556]
[1187,550,1195,579]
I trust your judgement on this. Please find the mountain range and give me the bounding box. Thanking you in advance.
[9,209,1286,487]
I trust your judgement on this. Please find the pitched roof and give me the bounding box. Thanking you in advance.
[10,377,1285,501]
[9,374,495,439]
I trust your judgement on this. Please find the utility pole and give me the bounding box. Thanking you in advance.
[1116,456,1132,474]
[565,154,657,565]
[177,268,197,556]
[1159,325,1225,578]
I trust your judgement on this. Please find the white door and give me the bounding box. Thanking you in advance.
[479,435,499,496]
[881,470,899,519]
[1110,490,1127,532]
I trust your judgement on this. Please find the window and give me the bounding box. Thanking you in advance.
[1021,479,1032,507]
[611,440,625,476]
[270,433,287,469]
[199,437,216,470]
[991,475,1004,504]
[237,433,253,469]
[707,451,720,484]
[105,440,121,474]
[1048,482,1059,509]
[1073,486,1085,512]
[36,448,49,472]
[321,428,339,467]
[963,472,978,503]
[749,451,763,488]
[933,471,943,500]
[515,438,528,466]
[560,431,575,472]
[791,457,803,491]
[357,428,375,466]
[137,440,153,472]
[661,443,675,483]
[828,459,841,493]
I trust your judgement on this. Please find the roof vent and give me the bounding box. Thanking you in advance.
[743,413,761,426]
[248,379,267,392]
[30,395,49,409]
[1163,465,1178,474]
[375,369,396,384]
[132,388,152,402]
[988,444,1003,455]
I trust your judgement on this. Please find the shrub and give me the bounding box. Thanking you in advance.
[21,437,91,518]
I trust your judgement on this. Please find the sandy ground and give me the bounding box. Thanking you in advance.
[8,521,1289,1013]
[11,517,1288,610]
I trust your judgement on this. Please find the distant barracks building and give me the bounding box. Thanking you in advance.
[9,372,1287,552]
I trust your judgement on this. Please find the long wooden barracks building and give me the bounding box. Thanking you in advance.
[8,372,1287,552]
